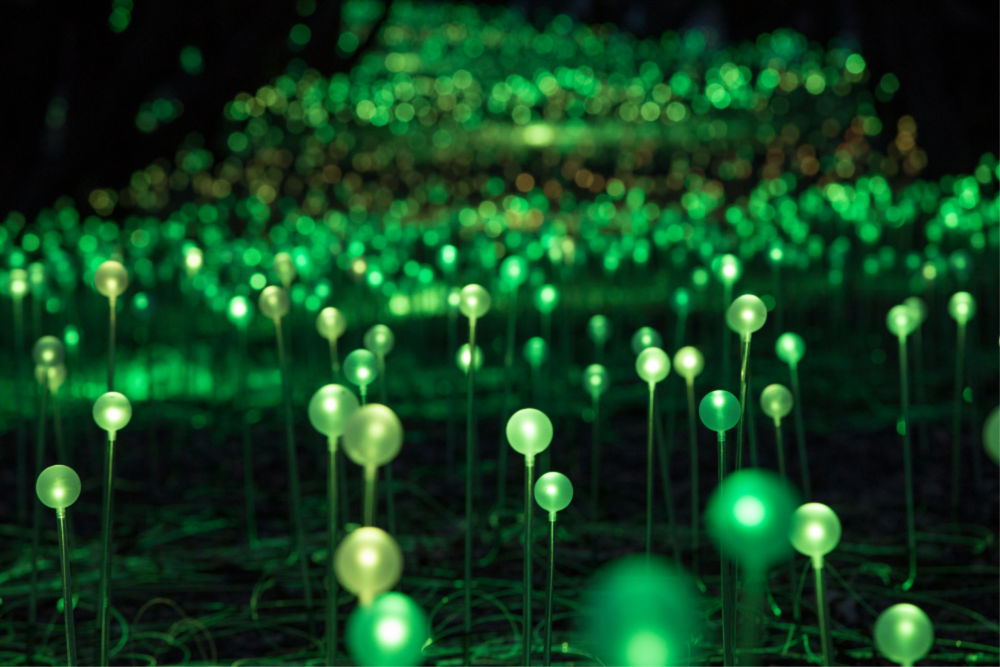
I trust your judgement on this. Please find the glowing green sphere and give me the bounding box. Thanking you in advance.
[630,327,662,355]
[259,285,290,320]
[346,592,428,666]
[364,324,395,357]
[273,251,297,286]
[983,406,999,464]
[523,337,548,368]
[32,335,65,368]
[344,349,379,389]
[636,347,670,385]
[438,244,458,272]
[886,304,918,338]
[534,284,559,313]
[93,392,132,434]
[713,253,742,285]
[317,307,347,340]
[699,390,740,433]
[673,346,704,382]
[947,291,976,325]
[506,408,553,460]
[874,604,934,666]
[343,404,403,468]
[500,255,528,289]
[534,471,573,514]
[456,343,483,373]
[8,268,28,298]
[227,295,253,327]
[446,288,461,310]
[775,332,806,365]
[95,260,129,299]
[36,464,81,511]
[587,314,612,345]
[583,364,610,399]
[902,296,927,326]
[706,468,798,568]
[760,384,793,421]
[459,284,490,320]
[184,246,203,276]
[308,384,360,440]
[726,294,767,337]
[789,502,841,560]
[335,527,403,607]
[36,363,67,391]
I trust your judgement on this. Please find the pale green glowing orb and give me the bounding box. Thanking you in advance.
[760,384,794,421]
[95,260,129,299]
[308,384,360,439]
[726,294,767,337]
[459,284,490,320]
[346,592,428,666]
[789,502,841,559]
[673,346,704,382]
[8,268,28,297]
[775,332,806,365]
[630,327,663,355]
[364,324,395,356]
[983,407,999,464]
[699,390,740,433]
[456,343,483,373]
[587,314,612,345]
[32,335,65,368]
[500,255,528,289]
[583,364,610,398]
[227,295,252,327]
[713,253,743,285]
[947,291,976,325]
[258,285,290,320]
[524,337,548,367]
[534,284,559,313]
[344,349,379,389]
[706,468,798,568]
[886,304,918,338]
[316,307,346,340]
[506,408,553,459]
[874,604,934,666]
[343,404,403,468]
[902,296,927,325]
[273,251,297,285]
[183,246,203,276]
[636,347,670,384]
[335,527,403,606]
[446,288,461,310]
[35,363,67,391]
[93,392,132,433]
[534,471,573,513]
[36,464,81,511]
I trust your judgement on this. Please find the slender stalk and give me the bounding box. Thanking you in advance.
[15,296,27,526]
[736,335,751,471]
[722,283,732,387]
[788,363,811,498]
[327,438,339,666]
[737,567,765,666]
[329,337,340,375]
[29,378,49,663]
[718,430,734,667]
[53,390,67,464]
[687,380,699,578]
[377,354,396,536]
[363,465,377,526]
[524,459,534,666]
[774,419,787,479]
[590,394,600,518]
[544,515,556,667]
[814,559,832,666]
[656,385,680,564]
[463,318,477,665]
[499,288,518,516]
[238,325,258,548]
[646,383,656,559]
[360,385,367,406]
[107,296,116,391]
[98,436,115,666]
[898,336,917,590]
[950,321,966,520]
[57,509,78,666]
[446,307,458,483]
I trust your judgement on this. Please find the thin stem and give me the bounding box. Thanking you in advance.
[646,383,655,560]
[774,419,787,479]
[14,296,26,526]
[814,560,831,666]
[736,334,751,471]
[238,326,257,548]
[329,337,340,376]
[722,283,732,388]
[108,296,116,391]
[950,321,966,520]
[363,465,377,526]
[464,318,477,665]
[53,391,67,464]
[789,363,811,498]
[499,288,518,516]
[899,336,917,590]
[327,439,339,666]
[98,436,115,667]
[737,568,764,666]
[360,385,367,406]
[544,516,555,667]
[719,430,734,667]
[590,394,600,518]
[379,352,396,536]
[524,460,534,667]
[57,510,78,666]
[687,380,699,578]
[29,379,48,663]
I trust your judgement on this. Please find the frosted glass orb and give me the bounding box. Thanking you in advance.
[775,332,806,365]
[344,349,378,389]
[673,346,704,382]
[93,392,132,434]
[726,294,767,337]
[334,527,403,606]
[886,304,918,338]
[273,251,297,286]
[789,502,841,559]
[343,404,403,468]
[183,247,203,277]
[583,364,610,399]
[364,324,395,356]
[506,408,553,460]
[500,255,528,289]
[630,327,662,355]
[309,384,360,440]
[983,407,999,465]
[524,337,548,367]
[587,315,612,346]
[706,468,797,568]
[902,297,927,325]
[447,288,461,310]
[534,284,560,313]
[699,390,740,433]
[316,307,346,340]
[947,291,976,324]
[760,384,793,421]
[8,268,28,297]
[456,343,483,373]
[874,604,934,666]
[95,261,129,299]
[259,286,290,321]
[227,296,252,327]
[534,471,573,514]
[36,465,81,511]
[346,592,428,667]
[713,254,742,285]
[35,363,67,391]
[459,284,490,320]
[636,347,670,385]
[32,336,65,368]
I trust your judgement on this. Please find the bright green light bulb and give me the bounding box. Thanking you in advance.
[309,384,359,440]
[334,526,403,607]
[184,246,203,276]
[259,285,290,320]
[636,347,670,384]
[630,327,662,355]
[583,364,609,399]
[506,408,553,461]
[439,244,458,271]
[673,346,704,382]
[459,284,490,320]
[874,604,934,666]
[712,254,742,285]
[93,391,132,436]
[760,384,793,422]
[706,468,798,568]
[775,332,806,365]
[947,291,976,325]
[886,304,918,338]
[534,284,559,313]
[317,306,346,340]
[36,464,81,511]
[534,471,573,514]
[789,502,841,560]
[500,255,528,289]
[984,406,999,464]
[346,592,428,667]
[343,403,403,468]
[95,260,129,299]
[699,390,740,432]
[524,337,548,368]
[344,349,378,389]
[456,343,483,373]
[587,314,612,345]
[8,268,28,298]
[32,335,65,368]
[273,251,297,286]
[227,295,252,327]
[726,294,767,337]
[364,324,395,356]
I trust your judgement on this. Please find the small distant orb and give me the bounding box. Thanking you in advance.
[886,304,919,338]
[775,332,806,365]
[983,406,999,464]
[902,296,927,325]
[535,284,560,313]
[789,502,841,559]
[184,247,203,277]
[36,464,81,511]
[8,268,29,298]
[32,335,65,368]
[93,392,132,433]
[95,261,129,299]
[673,346,704,382]
[500,255,528,289]
[438,244,459,271]
[506,408,553,459]
[459,284,490,320]
[317,307,347,340]
[273,251,297,286]
[342,404,403,468]
[259,285,290,321]
[524,337,548,368]
[706,468,798,568]
[334,526,403,607]
[364,324,395,357]
[534,471,574,513]
[630,327,663,355]
[447,288,462,309]
[699,390,741,433]
[636,347,670,385]
[713,254,743,285]
[344,349,379,389]
[760,384,793,421]
[672,287,691,314]
[456,343,483,373]
[874,604,934,666]
[583,364,610,399]
[947,291,976,325]
[726,294,767,337]
[587,315,612,346]
[227,295,253,327]
[346,592,428,667]
[308,384,360,439]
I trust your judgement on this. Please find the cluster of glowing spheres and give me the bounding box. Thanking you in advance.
[343,404,403,468]
[789,502,842,560]
[760,384,794,422]
[534,284,559,313]
[672,346,704,382]
[273,251,297,286]
[534,471,573,514]
[886,304,919,338]
[316,307,347,341]
[699,390,741,433]
[94,260,129,299]
[227,295,252,327]
[984,407,1000,464]
[775,332,806,365]
[630,327,663,354]
[583,364,610,399]
[346,592,428,667]
[364,324,395,357]
[93,392,133,435]
[258,285,290,321]
[344,349,379,389]
[32,335,65,368]
[335,527,403,606]
[874,604,934,666]
[506,408,553,461]
[636,347,670,385]
[36,465,81,511]
[947,291,976,324]
[713,254,743,285]
[587,315,612,346]
[456,343,483,373]
[523,337,548,368]
[726,294,767,337]
[308,384,360,440]
[458,284,490,320]
[706,469,798,568]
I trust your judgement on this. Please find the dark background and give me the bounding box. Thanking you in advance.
[2,0,997,219]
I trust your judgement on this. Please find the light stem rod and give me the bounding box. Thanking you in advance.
[327,438,339,666]
[646,383,655,560]
[108,296,116,391]
[524,459,534,666]
[898,336,917,590]
[463,317,477,665]
[950,321,966,520]
[57,510,78,666]
[98,436,115,667]
[814,559,832,666]
[736,334,751,471]
[544,515,555,667]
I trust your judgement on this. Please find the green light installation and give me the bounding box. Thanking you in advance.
[760,384,793,479]
[583,363,609,516]
[534,471,573,667]
[947,291,976,519]
[789,502,842,666]
[344,349,378,404]
[94,259,128,391]
[713,253,742,382]
[874,604,934,667]
[334,526,403,607]
[636,346,670,558]
[456,343,483,373]
[726,293,767,470]
[775,332,811,498]
[886,303,918,590]
[36,464,81,666]
[630,326,663,355]
[317,306,348,374]
[346,592,428,666]
[587,314,612,362]
[674,345,705,578]
[228,293,256,547]
[273,251,297,288]
[342,403,403,526]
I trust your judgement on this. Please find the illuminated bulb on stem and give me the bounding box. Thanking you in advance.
[317,307,347,375]
[343,404,403,527]
[273,251,297,288]
[775,332,810,497]
[789,502,841,666]
[947,291,976,520]
[726,294,767,473]
[344,349,378,404]
[584,364,609,517]
[587,314,612,357]
[534,471,573,667]
[258,285,290,321]
[227,295,253,328]
[760,384,793,479]
[334,527,403,607]
[874,604,934,667]
[886,304,918,590]
[636,347,670,559]
[33,336,65,369]
[36,464,81,666]
[675,346,705,580]
[346,592,428,667]
[94,260,128,392]
[456,343,483,373]
[183,246,203,278]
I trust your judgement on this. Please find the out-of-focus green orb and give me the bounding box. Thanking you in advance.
[446,288,461,310]
[672,287,691,314]
[630,327,662,355]
[775,332,806,365]
[36,464,81,511]
[673,346,704,382]
[534,471,573,514]
[335,527,403,607]
[506,408,553,461]
[35,363,67,391]
[183,246,203,277]
[583,364,609,399]
[500,255,528,289]
[439,244,458,272]
[343,404,403,468]
[524,336,548,367]
[760,384,793,421]
[32,335,65,368]
[534,284,559,313]
[789,502,841,560]
[259,285,290,320]
[459,284,490,320]
[227,295,253,327]
[706,468,798,568]
[93,392,132,434]
[364,324,395,357]
[309,384,359,440]
[456,343,483,373]
[346,592,428,666]
[636,347,670,385]
[699,390,740,432]
[273,251,297,286]
[983,406,999,464]
[95,261,129,299]
[317,307,347,340]
[947,291,976,325]
[8,268,28,298]
[902,296,927,325]
[726,294,767,337]
[886,304,919,338]
[713,254,742,285]
[874,604,934,666]
[587,314,612,345]
[344,349,379,389]
[579,556,699,666]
